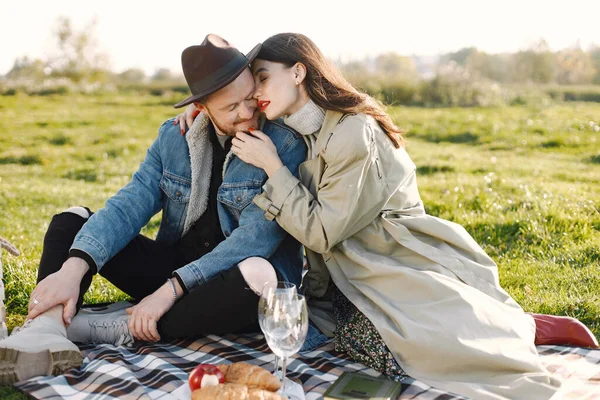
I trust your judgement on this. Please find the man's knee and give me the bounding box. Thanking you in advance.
[63,206,90,219]
[238,257,277,295]
[45,206,90,241]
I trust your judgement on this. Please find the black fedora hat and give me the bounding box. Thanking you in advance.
[174,34,261,108]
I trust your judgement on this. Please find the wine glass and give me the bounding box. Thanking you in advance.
[258,281,297,375]
[260,293,308,397]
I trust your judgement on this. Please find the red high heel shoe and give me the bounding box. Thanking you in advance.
[531,313,599,348]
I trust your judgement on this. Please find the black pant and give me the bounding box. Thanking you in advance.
[37,210,260,340]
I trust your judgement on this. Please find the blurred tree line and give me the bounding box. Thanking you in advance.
[2,17,185,95]
[340,39,600,106]
[2,17,600,106]
[442,40,599,85]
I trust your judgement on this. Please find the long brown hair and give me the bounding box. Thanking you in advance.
[257,33,404,148]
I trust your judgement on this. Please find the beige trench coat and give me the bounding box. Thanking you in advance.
[254,111,561,399]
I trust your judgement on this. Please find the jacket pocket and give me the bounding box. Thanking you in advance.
[159,172,191,203]
[218,183,262,211]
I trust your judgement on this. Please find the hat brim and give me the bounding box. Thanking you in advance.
[174,43,262,109]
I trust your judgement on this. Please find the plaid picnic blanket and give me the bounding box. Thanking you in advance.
[14,334,600,399]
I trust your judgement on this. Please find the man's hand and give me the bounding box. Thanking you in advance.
[126,281,179,342]
[28,257,89,325]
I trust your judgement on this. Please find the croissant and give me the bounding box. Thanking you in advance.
[217,362,281,392]
[191,383,285,400]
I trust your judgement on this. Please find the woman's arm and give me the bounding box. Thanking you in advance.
[254,116,399,254]
[174,103,200,134]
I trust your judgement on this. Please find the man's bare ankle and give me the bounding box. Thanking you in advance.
[40,305,66,327]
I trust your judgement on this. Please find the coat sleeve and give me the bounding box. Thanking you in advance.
[254,115,400,254]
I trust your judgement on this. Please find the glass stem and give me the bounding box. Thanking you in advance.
[274,355,279,375]
[281,356,287,392]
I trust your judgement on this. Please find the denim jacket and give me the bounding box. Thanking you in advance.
[70,116,305,288]
[70,116,328,350]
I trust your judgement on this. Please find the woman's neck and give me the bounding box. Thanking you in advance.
[286,90,310,116]
[284,98,326,136]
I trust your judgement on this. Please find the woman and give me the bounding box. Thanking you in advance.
[178,33,594,399]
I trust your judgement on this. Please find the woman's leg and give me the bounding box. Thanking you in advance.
[238,257,278,295]
[332,285,408,382]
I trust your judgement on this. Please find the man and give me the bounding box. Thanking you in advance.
[0,34,308,383]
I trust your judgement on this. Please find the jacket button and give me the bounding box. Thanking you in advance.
[236,196,242,202]
[176,191,181,197]
[204,242,210,247]
[225,231,230,237]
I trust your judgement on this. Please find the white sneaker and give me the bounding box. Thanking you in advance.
[0,315,83,384]
[66,301,134,346]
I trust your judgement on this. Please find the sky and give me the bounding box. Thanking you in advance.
[2,0,599,76]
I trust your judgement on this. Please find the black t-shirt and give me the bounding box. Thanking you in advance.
[174,126,232,266]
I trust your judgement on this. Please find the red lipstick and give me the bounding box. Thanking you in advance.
[258,100,270,112]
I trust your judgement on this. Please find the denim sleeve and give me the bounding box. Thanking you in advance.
[69,119,172,273]
[174,135,307,291]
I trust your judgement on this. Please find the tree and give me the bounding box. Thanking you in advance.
[6,56,47,82]
[513,40,554,83]
[440,47,477,67]
[374,52,418,79]
[554,48,595,84]
[151,68,175,82]
[466,51,510,83]
[47,16,110,83]
[117,68,146,84]
[340,60,369,77]
[589,45,600,84]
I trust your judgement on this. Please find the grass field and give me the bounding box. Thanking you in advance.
[0,93,599,396]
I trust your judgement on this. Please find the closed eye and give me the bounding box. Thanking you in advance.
[228,88,254,111]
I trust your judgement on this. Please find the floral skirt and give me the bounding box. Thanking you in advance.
[332,285,408,382]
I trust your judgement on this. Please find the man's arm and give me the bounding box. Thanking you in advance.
[173,135,307,292]
[68,119,173,273]
[28,119,176,324]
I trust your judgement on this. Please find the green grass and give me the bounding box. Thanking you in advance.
[1,94,600,396]
[0,386,29,399]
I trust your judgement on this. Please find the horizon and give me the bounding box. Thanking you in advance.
[3,0,599,76]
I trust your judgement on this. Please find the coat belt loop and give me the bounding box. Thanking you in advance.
[264,204,281,221]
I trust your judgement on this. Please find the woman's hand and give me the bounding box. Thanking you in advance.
[174,104,201,134]
[232,130,283,177]
[125,282,177,342]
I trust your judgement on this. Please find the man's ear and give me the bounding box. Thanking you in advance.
[193,102,206,112]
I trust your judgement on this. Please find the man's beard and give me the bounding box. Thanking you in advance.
[205,108,258,137]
